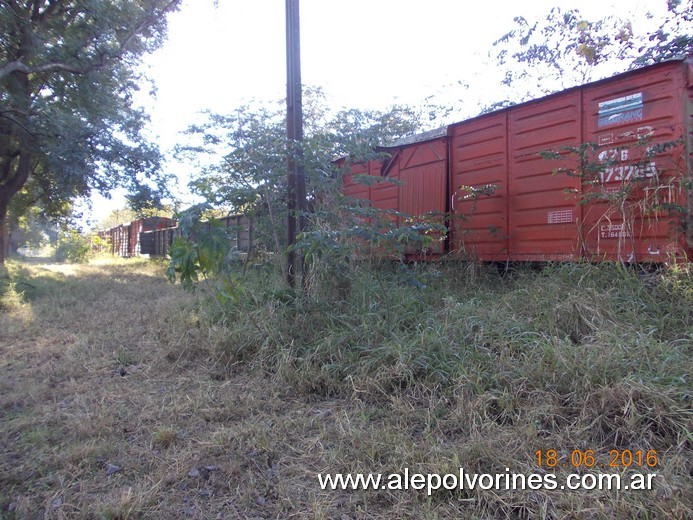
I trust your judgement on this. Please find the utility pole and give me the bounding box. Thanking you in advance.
[285,0,305,290]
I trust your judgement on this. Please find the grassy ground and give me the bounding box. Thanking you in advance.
[0,256,690,519]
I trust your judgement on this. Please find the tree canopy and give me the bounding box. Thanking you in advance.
[488,1,692,108]
[0,0,182,262]
[174,88,447,254]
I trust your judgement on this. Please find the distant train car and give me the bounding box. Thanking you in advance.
[99,216,176,257]
[138,214,253,258]
[341,56,693,263]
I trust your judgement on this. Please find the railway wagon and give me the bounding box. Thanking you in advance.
[341,56,693,263]
[99,217,176,257]
[139,214,253,258]
[341,127,448,257]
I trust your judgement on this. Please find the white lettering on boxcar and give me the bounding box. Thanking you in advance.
[597,148,657,183]
[600,224,632,239]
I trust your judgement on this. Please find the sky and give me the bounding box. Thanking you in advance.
[82,0,668,228]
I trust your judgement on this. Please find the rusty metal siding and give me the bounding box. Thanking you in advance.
[508,91,583,261]
[582,59,692,262]
[449,114,509,260]
[396,138,447,255]
[446,57,692,263]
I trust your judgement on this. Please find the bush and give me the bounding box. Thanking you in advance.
[55,229,92,263]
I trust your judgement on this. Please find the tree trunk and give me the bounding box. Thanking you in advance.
[0,72,33,265]
[0,147,32,265]
[0,197,9,264]
[0,163,33,264]
[8,215,20,256]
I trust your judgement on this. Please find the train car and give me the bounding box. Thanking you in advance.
[342,56,693,264]
[103,224,131,257]
[340,128,448,257]
[138,214,253,258]
[129,217,177,257]
[100,216,176,257]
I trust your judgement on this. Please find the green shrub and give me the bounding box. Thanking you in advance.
[55,229,92,263]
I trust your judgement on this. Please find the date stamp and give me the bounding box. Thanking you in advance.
[535,449,658,469]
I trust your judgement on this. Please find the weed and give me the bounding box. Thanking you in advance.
[115,350,138,367]
[151,427,179,448]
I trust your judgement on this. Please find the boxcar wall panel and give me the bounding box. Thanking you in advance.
[340,160,374,244]
[158,228,174,256]
[112,227,119,256]
[508,90,583,261]
[340,140,448,257]
[399,138,447,170]
[130,220,142,257]
[117,225,130,257]
[363,159,397,221]
[370,177,399,219]
[449,113,509,260]
[220,215,252,252]
[371,158,399,225]
[341,161,371,202]
[582,59,692,262]
[396,138,447,255]
[341,158,397,232]
[139,231,155,255]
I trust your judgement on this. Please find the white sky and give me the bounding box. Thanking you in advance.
[83,0,667,228]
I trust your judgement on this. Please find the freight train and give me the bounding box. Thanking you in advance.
[98,215,252,258]
[341,56,693,263]
[101,57,691,264]
[98,217,177,257]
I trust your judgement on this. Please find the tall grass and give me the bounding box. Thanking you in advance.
[176,259,691,517]
[196,261,690,399]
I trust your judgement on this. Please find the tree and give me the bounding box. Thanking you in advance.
[489,2,692,108]
[0,0,182,263]
[631,0,693,67]
[5,179,72,255]
[176,88,441,257]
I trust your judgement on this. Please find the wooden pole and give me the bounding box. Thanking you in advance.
[285,0,305,290]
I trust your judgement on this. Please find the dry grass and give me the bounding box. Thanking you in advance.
[0,257,690,519]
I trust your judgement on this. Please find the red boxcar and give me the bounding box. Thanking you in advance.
[341,128,448,257]
[342,56,693,263]
[101,216,176,257]
[128,217,176,257]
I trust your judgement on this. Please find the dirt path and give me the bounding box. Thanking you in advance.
[1,261,452,519]
[0,261,320,518]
